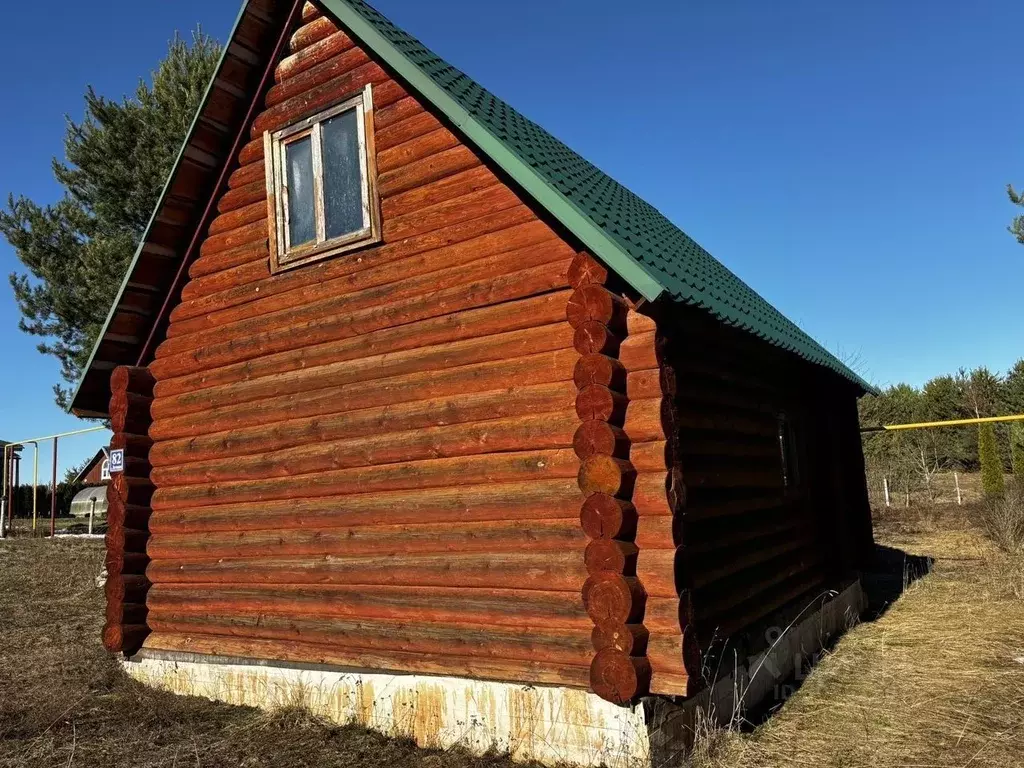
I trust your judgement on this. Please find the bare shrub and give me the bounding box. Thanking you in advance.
[981,488,1024,556]
[981,490,1024,598]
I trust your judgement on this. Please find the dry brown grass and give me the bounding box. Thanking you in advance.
[690,502,1024,768]
[0,539,532,768]
[3,501,1023,767]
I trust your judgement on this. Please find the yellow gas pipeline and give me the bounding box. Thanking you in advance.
[860,413,1024,433]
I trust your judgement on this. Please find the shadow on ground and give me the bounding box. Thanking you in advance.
[738,542,934,728]
[860,543,934,619]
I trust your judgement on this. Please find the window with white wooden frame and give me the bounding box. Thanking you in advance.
[264,85,380,272]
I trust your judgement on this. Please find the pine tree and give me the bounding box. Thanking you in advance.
[979,422,1005,497]
[1009,184,1024,244]
[0,30,220,409]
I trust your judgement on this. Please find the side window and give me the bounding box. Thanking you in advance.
[100,459,111,482]
[264,84,380,272]
[777,413,800,489]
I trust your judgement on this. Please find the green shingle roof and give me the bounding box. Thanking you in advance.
[324,0,873,393]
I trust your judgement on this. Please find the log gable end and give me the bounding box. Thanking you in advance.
[133,4,621,695]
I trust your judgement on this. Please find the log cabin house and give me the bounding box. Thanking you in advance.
[73,448,112,488]
[70,0,874,758]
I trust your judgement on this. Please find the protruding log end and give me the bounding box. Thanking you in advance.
[573,321,620,356]
[110,366,156,398]
[573,421,629,461]
[618,331,662,371]
[573,354,626,391]
[109,397,154,436]
[591,622,649,656]
[625,309,657,336]
[578,455,635,497]
[575,385,628,424]
[580,494,638,540]
[109,431,154,456]
[622,397,676,443]
[104,550,150,576]
[566,285,627,331]
[584,539,638,575]
[105,601,148,626]
[629,440,671,473]
[105,497,153,531]
[105,525,150,555]
[590,648,651,704]
[301,1,322,22]
[583,572,646,624]
[111,474,156,507]
[568,252,610,288]
[104,574,152,604]
[102,622,151,655]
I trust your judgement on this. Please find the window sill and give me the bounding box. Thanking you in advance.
[270,228,381,273]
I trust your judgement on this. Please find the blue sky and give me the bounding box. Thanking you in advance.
[1,0,1022,477]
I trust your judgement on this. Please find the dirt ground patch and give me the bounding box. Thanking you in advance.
[0,539,530,768]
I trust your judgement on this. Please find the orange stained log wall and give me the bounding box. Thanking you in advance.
[138,4,604,690]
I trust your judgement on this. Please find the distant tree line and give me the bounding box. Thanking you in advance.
[3,482,85,520]
[859,360,1024,499]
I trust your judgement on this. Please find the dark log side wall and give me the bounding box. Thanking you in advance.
[138,4,595,688]
[657,304,872,663]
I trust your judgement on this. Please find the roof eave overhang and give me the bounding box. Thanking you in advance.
[69,0,297,417]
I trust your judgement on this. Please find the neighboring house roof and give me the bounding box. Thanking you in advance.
[73,448,110,485]
[70,0,872,416]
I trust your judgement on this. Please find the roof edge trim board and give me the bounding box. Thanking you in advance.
[318,0,667,304]
[136,0,305,367]
[67,0,257,415]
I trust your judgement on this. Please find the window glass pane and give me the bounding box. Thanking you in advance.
[322,109,365,239]
[285,135,316,247]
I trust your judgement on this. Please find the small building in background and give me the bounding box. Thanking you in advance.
[69,448,110,522]
[73,448,112,488]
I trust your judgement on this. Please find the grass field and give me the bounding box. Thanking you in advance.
[697,500,1024,768]
[0,539,524,768]
[1,498,1022,767]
